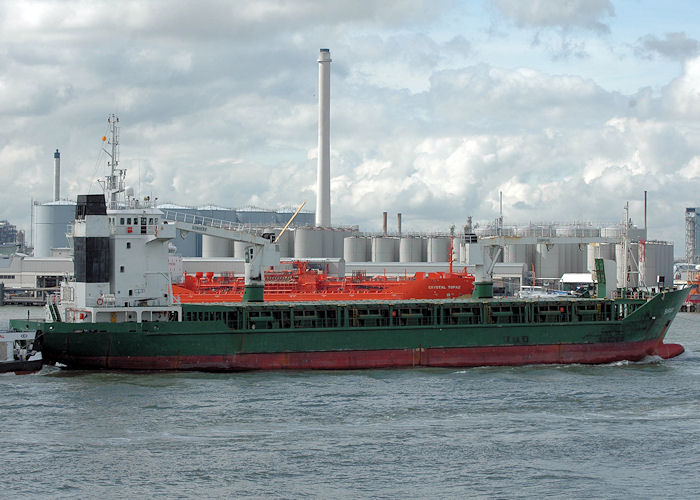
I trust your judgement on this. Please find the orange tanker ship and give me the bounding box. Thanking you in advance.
[173,261,475,303]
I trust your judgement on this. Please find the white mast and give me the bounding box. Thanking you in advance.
[101,114,126,209]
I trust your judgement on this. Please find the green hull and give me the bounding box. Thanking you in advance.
[12,288,689,371]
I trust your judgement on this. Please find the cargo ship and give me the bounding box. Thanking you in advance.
[9,193,689,372]
[172,261,475,303]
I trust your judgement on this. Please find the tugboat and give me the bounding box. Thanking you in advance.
[0,329,42,374]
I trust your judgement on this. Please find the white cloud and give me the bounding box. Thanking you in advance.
[634,32,700,61]
[490,0,615,33]
[0,0,698,255]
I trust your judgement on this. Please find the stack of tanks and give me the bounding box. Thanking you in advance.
[343,219,673,290]
[32,201,319,259]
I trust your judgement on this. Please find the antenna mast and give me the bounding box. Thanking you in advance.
[101,114,125,209]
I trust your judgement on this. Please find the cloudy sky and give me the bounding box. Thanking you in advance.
[1,0,699,255]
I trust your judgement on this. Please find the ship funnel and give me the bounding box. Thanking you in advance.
[53,149,60,201]
[315,48,332,227]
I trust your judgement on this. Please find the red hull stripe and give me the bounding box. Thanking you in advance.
[63,340,684,371]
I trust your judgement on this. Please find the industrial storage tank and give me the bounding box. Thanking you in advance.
[639,241,674,289]
[201,235,232,258]
[233,240,250,258]
[559,243,587,274]
[321,229,334,258]
[427,236,450,262]
[535,243,562,280]
[504,243,535,268]
[33,201,76,257]
[555,225,600,238]
[587,243,616,271]
[372,237,398,262]
[344,236,369,262]
[399,236,422,262]
[195,206,235,258]
[333,229,354,258]
[294,227,324,258]
[616,243,639,288]
[274,228,294,258]
[601,226,622,239]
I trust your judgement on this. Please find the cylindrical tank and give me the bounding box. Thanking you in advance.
[201,235,232,258]
[504,244,535,268]
[275,228,294,258]
[399,236,422,262]
[233,241,250,258]
[587,243,617,271]
[33,201,77,257]
[427,236,450,262]
[318,228,332,258]
[333,229,353,258]
[344,236,369,262]
[294,227,324,258]
[372,237,397,262]
[616,243,639,287]
[601,226,622,239]
[536,243,561,280]
[639,241,673,288]
[558,243,587,273]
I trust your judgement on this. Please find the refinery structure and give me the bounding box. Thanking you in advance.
[0,48,679,303]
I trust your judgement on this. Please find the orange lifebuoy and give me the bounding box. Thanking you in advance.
[96,297,104,306]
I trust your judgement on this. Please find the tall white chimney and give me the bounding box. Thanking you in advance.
[53,149,60,201]
[315,48,331,227]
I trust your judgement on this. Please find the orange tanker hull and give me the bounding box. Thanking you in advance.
[173,262,475,303]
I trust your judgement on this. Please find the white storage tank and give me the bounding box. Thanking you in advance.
[344,236,369,262]
[601,226,622,239]
[616,242,639,288]
[233,241,250,258]
[587,243,616,271]
[333,229,354,258]
[399,236,422,262]
[201,235,232,258]
[559,243,587,274]
[504,243,535,268]
[372,236,398,262]
[427,236,450,262]
[536,243,561,280]
[33,201,76,257]
[639,241,674,289]
[274,228,294,258]
[294,227,324,258]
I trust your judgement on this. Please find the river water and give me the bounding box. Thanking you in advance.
[1,306,699,499]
